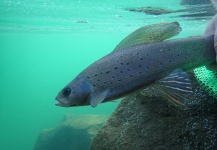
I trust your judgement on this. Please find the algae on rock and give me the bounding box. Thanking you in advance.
[34,114,108,150]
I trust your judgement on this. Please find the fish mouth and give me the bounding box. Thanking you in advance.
[55,96,77,107]
[55,102,77,107]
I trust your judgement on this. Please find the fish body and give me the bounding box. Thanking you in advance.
[56,35,215,107]
[85,35,215,98]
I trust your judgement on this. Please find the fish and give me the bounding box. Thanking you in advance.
[55,22,216,108]
[204,0,217,67]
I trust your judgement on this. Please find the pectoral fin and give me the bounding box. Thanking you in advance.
[156,69,193,107]
[114,22,182,51]
[90,90,109,107]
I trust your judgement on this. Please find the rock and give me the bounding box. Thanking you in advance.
[91,72,217,149]
[75,20,89,23]
[125,1,216,20]
[34,114,108,150]
[174,4,216,20]
[125,7,172,15]
[180,0,210,5]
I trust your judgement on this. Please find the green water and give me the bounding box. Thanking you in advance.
[0,0,212,150]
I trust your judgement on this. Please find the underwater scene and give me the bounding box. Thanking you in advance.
[1,0,217,149]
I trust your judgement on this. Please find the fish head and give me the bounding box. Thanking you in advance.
[55,76,91,107]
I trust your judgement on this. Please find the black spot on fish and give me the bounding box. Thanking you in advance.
[127,69,130,71]
[121,63,123,65]
[118,79,121,82]
[114,67,118,70]
[147,66,150,69]
[100,72,103,74]
[106,71,110,74]
[126,63,129,65]
[94,74,97,76]
[146,54,149,56]
[86,76,90,79]
[120,71,123,73]
[160,63,163,65]
[169,60,172,62]
[139,71,142,74]
[111,82,113,84]
[140,58,143,60]
[104,82,106,84]
[112,76,115,78]
[97,79,100,81]
[93,84,96,87]
[130,75,133,77]
[177,54,180,56]
[97,67,100,69]
[139,64,141,67]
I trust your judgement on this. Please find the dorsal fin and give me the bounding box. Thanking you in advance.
[114,22,182,51]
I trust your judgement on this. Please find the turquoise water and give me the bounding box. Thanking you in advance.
[0,0,213,150]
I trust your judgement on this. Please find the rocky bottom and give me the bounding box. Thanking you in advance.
[91,73,217,150]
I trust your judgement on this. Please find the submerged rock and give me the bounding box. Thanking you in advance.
[174,5,216,20]
[180,0,210,5]
[125,7,172,15]
[34,114,108,150]
[125,1,216,20]
[75,20,89,23]
[91,72,217,149]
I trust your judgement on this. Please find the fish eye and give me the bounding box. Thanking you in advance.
[62,87,71,97]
